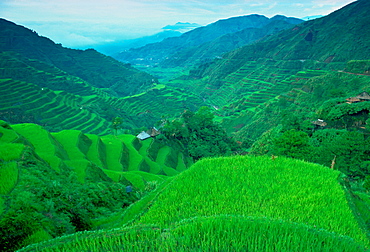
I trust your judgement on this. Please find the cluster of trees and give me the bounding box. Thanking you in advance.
[250,100,370,179]
[269,128,370,178]
[159,106,241,160]
[0,160,138,251]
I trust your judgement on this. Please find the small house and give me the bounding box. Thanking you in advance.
[136,131,151,140]
[148,127,160,137]
[312,119,327,127]
[356,91,370,101]
[346,97,361,104]
[136,127,161,140]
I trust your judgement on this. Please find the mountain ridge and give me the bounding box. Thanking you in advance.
[114,14,303,67]
[192,0,370,85]
[0,18,156,97]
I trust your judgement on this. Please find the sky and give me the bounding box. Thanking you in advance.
[0,0,356,49]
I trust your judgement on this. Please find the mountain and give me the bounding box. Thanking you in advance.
[302,15,324,21]
[161,15,304,67]
[0,19,205,133]
[199,0,370,82]
[0,50,204,134]
[0,18,155,97]
[183,0,370,95]
[93,30,182,56]
[114,14,302,67]
[162,22,201,32]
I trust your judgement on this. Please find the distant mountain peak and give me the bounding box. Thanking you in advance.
[162,22,201,32]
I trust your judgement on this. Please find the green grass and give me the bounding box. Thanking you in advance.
[51,130,88,160]
[5,123,190,177]
[12,155,370,251]
[0,161,18,194]
[85,134,106,169]
[134,155,369,246]
[0,125,20,143]
[100,135,125,172]
[94,176,173,229]
[0,196,4,216]
[12,123,66,171]
[18,215,368,252]
[116,135,143,171]
[0,143,24,161]
[176,153,187,172]
[20,229,53,250]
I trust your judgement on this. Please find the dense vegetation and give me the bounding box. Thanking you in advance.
[18,156,370,251]
[0,120,192,251]
[159,106,242,160]
[1,0,370,250]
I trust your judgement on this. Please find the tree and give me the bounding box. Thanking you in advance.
[272,129,313,160]
[310,130,370,178]
[111,117,123,135]
[160,107,239,160]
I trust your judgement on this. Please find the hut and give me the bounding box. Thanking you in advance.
[148,127,160,137]
[312,119,327,127]
[136,127,161,140]
[346,97,361,104]
[356,91,370,101]
[136,131,151,140]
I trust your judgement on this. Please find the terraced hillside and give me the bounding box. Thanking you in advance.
[0,18,155,97]
[167,58,332,133]
[0,52,204,134]
[154,0,369,135]
[19,155,370,251]
[6,122,191,177]
[0,120,192,250]
[192,0,370,87]
[0,78,113,135]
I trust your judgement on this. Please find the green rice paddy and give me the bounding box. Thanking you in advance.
[16,155,370,251]
[1,122,189,184]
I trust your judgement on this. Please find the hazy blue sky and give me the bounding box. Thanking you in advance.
[0,0,356,48]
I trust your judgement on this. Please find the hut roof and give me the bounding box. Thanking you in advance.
[137,131,151,140]
[147,127,160,137]
[346,97,361,103]
[356,91,370,100]
[312,120,327,127]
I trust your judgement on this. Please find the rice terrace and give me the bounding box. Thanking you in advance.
[1,0,370,251]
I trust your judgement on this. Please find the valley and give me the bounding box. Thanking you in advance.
[1,0,370,251]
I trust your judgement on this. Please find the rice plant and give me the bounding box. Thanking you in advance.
[134,155,369,246]
[0,161,18,194]
[0,143,24,161]
[17,215,368,252]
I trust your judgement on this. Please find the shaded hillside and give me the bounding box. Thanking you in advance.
[0,121,192,251]
[161,16,303,67]
[0,18,155,96]
[196,0,370,84]
[167,0,370,142]
[0,51,204,134]
[114,14,302,67]
[18,156,370,251]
